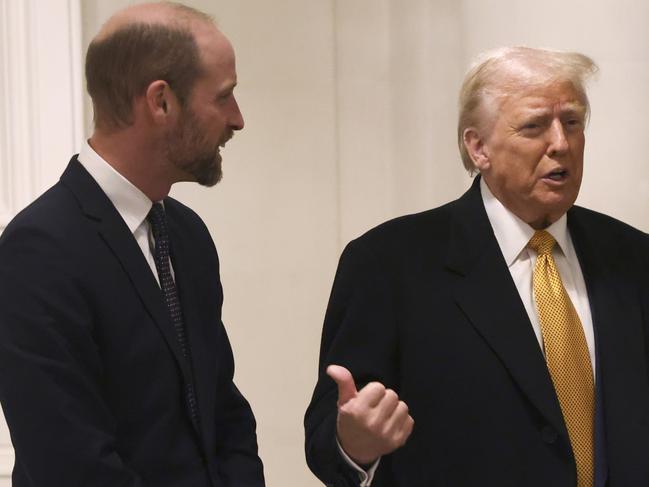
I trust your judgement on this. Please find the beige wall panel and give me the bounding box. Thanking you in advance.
[335,0,395,243]
[388,0,468,216]
[335,0,473,245]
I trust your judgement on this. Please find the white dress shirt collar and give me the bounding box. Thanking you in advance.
[480,177,571,266]
[78,140,153,233]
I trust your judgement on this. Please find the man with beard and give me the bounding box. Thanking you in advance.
[0,3,264,486]
[305,47,649,487]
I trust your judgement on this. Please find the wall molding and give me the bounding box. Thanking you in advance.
[0,0,82,478]
[0,0,82,235]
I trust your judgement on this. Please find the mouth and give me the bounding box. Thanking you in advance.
[543,168,568,182]
[216,139,228,154]
[219,132,234,150]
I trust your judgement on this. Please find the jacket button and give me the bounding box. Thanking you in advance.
[541,425,558,444]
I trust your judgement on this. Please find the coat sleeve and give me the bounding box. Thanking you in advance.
[0,223,145,486]
[304,238,400,486]
[212,318,266,486]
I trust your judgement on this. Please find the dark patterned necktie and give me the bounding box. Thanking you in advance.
[147,203,199,425]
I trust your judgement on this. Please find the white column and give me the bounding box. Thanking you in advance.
[0,0,83,481]
[0,0,83,233]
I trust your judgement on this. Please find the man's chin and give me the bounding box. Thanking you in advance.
[197,171,222,187]
[182,157,222,187]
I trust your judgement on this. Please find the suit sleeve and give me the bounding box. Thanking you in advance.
[304,239,400,486]
[0,225,144,486]
[212,319,265,486]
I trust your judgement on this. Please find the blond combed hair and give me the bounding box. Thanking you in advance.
[457,46,598,173]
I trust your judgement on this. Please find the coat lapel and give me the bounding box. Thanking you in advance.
[569,210,649,484]
[446,177,569,440]
[60,157,192,384]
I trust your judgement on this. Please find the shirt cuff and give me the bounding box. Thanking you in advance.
[336,438,380,487]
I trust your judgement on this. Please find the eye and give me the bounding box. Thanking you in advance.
[519,121,544,136]
[563,118,584,131]
[216,91,234,105]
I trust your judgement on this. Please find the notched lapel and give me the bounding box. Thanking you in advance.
[445,178,568,440]
[96,218,193,384]
[60,158,193,384]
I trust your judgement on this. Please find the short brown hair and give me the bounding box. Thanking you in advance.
[86,5,213,129]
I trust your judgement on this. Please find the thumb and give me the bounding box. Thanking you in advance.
[326,364,358,406]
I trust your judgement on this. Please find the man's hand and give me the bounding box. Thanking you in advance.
[327,365,414,465]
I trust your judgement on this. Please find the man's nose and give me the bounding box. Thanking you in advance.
[546,119,569,157]
[229,97,244,131]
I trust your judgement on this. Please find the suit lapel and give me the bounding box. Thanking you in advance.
[569,210,649,484]
[60,157,192,384]
[446,177,569,440]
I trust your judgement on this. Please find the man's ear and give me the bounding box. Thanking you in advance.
[145,80,177,124]
[463,127,490,171]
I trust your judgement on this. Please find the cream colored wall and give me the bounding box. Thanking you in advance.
[0,0,645,486]
[334,0,469,244]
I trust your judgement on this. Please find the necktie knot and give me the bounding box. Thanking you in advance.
[147,203,167,239]
[528,230,556,256]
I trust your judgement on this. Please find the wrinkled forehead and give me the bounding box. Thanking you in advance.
[491,56,588,104]
[501,79,586,110]
[480,70,588,128]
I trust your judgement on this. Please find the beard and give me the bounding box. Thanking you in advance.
[166,108,231,187]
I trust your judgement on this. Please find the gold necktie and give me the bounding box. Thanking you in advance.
[529,230,594,487]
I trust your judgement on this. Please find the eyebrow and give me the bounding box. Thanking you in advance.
[559,103,586,115]
[518,103,586,118]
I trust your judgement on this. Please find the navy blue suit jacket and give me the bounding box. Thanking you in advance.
[305,176,649,486]
[0,158,265,486]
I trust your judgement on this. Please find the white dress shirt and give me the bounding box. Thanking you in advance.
[480,178,596,374]
[338,440,380,486]
[77,140,162,284]
[346,178,596,486]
